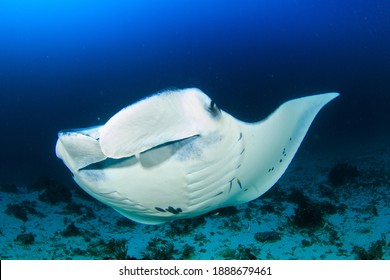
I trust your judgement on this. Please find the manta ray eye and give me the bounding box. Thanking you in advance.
[207,100,220,118]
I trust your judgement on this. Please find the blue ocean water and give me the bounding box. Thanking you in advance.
[0,1,389,259]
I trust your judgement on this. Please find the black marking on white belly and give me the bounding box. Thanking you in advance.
[155,207,166,213]
[237,178,242,189]
[214,191,224,197]
[228,177,237,193]
[227,130,246,193]
[155,206,183,215]
[267,138,293,173]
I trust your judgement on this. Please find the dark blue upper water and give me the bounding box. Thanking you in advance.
[1,0,389,184]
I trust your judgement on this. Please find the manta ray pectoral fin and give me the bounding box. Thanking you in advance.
[99,89,209,159]
[56,128,107,172]
[235,92,339,203]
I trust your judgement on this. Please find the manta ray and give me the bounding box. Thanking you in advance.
[56,88,338,224]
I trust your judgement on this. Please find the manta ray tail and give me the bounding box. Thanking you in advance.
[233,92,339,204]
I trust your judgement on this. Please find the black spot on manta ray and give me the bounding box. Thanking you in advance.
[238,132,243,141]
[155,206,182,214]
[214,191,224,197]
[237,179,242,189]
[268,166,276,172]
[228,177,237,193]
[166,206,182,215]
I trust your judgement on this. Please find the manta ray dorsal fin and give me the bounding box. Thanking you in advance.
[99,90,202,159]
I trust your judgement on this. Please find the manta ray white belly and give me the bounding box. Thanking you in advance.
[56,88,338,224]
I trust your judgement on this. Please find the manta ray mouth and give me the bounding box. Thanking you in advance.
[78,135,201,171]
[79,157,132,171]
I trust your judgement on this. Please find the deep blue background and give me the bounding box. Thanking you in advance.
[1,0,389,184]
